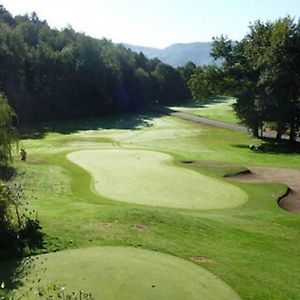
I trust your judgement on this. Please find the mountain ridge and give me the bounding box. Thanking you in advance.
[122,42,218,67]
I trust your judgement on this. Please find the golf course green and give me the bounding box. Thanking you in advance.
[14,247,241,300]
[1,108,299,300]
[67,149,247,209]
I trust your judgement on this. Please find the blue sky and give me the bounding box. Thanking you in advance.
[1,0,300,48]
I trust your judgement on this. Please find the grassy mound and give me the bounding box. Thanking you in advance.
[13,247,241,300]
[68,149,247,209]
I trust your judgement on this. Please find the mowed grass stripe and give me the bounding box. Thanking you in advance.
[67,149,247,210]
[14,247,241,300]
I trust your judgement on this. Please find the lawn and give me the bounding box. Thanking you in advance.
[170,97,240,125]
[0,112,300,299]
[68,149,247,209]
[11,247,240,300]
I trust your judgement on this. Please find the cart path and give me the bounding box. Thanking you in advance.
[151,105,297,140]
[172,111,248,132]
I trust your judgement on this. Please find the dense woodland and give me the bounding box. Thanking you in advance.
[189,17,300,141]
[1,5,299,142]
[0,6,189,123]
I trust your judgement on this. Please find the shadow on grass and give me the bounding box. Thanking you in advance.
[257,138,300,154]
[0,165,16,181]
[0,231,48,293]
[0,256,34,291]
[20,111,164,140]
[232,138,300,154]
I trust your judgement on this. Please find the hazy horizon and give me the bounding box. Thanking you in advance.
[1,0,300,48]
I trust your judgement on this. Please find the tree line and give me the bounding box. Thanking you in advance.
[0,6,189,124]
[188,17,300,141]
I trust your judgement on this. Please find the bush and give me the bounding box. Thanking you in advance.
[0,283,93,300]
[0,182,43,257]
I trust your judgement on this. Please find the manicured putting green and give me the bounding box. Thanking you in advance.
[15,247,241,300]
[67,149,247,209]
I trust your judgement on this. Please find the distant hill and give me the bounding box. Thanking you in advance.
[123,42,219,67]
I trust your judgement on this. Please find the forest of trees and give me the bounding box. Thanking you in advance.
[1,4,300,142]
[0,5,189,124]
[189,17,300,141]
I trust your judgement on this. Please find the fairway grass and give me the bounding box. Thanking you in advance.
[171,97,239,125]
[13,247,241,300]
[2,112,300,300]
[67,149,247,210]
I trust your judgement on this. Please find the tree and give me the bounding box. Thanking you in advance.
[0,6,189,123]
[188,65,225,101]
[211,18,300,140]
[178,61,196,82]
[0,93,16,164]
[252,18,300,141]
[152,63,190,104]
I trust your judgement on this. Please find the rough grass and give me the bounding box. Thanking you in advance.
[67,149,247,209]
[11,247,241,300]
[0,112,300,300]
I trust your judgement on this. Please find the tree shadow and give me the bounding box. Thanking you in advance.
[0,231,47,294]
[20,111,164,140]
[231,144,250,149]
[231,138,300,154]
[0,165,16,181]
[255,138,300,154]
[0,256,34,292]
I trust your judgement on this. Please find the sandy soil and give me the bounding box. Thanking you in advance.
[230,167,300,213]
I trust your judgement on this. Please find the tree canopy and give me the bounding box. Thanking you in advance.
[0,93,16,165]
[211,17,300,140]
[189,17,300,141]
[0,6,189,124]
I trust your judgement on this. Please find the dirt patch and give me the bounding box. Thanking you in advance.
[100,222,112,228]
[229,167,300,213]
[224,169,251,177]
[181,160,235,167]
[190,256,213,264]
[131,224,148,231]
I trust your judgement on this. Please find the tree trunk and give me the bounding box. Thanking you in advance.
[276,131,282,142]
[289,121,296,142]
[260,122,264,138]
[252,127,259,137]
[252,123,259,137]
[276,122,285,142]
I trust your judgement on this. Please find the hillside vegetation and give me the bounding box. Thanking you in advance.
[0,6,189,124]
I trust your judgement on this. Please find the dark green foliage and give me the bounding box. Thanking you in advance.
[188,65,226,101]
[0,282,93,299]
[0,7,189,123]
[152,63,191,104]
[0,165,15,181]
[0,183,43,259]
[211,18,300,140]
[0,93,17,164]
[178,61,196,82]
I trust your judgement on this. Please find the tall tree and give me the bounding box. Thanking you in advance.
[211,18,300,140]
[0,93,16,164]
[188,65,226,101]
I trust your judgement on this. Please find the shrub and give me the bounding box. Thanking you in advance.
[0,182,43,257]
